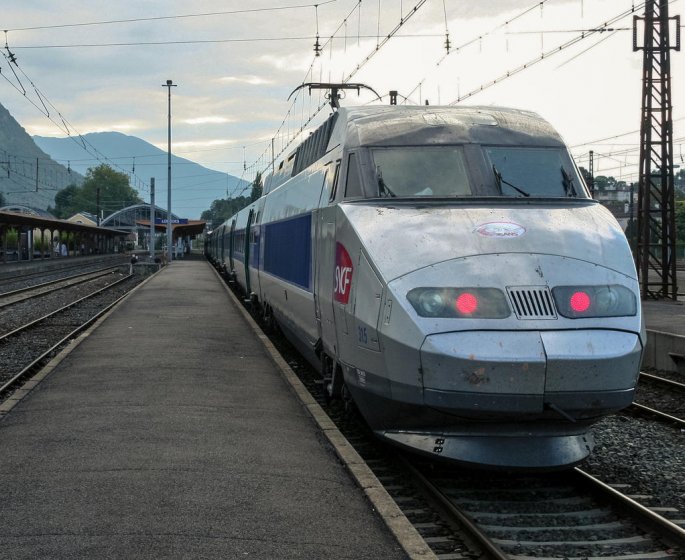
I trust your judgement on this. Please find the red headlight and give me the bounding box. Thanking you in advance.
[455,292,478,315]
[407,288,510,318]
[552,285,637,318]
[569,291,591,313]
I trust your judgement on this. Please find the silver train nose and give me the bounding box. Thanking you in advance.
[420,329,642,418]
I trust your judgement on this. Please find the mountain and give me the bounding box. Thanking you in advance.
[34,131,248,219]
[0,102,81,212]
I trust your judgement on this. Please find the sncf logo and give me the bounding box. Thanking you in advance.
[334,243,353,304]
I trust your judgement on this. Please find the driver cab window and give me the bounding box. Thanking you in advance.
[344,153,363,198]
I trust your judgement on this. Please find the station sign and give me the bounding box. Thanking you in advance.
[155,218,188,225]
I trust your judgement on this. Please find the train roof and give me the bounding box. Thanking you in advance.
[332,105,565,149]
[263,105,566,194]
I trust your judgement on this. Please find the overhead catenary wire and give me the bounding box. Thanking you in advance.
[0,44,152,194]
[3,1,680,214]
[404,0,555,105]
[4,1,340,32]
[242,0,429,189]
[571,117,685,149]
[449,2,647,105]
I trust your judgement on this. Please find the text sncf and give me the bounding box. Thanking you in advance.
[334,243,353,304]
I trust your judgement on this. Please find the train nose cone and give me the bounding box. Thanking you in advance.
[420,331,546,414]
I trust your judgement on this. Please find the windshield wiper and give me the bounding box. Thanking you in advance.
[492,165,530,197]
[376,167,396,197]
[561,166,577,197]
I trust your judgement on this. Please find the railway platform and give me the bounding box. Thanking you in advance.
[642,298,685,373]
[0,260,415,559]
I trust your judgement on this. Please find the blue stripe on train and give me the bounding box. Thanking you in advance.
[263,214,311,290]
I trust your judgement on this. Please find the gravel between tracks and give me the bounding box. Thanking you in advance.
[0,271,129,335]
[585,414,685,519]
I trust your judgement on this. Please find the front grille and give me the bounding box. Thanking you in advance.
[507,286,557,319]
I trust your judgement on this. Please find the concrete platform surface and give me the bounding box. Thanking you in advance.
[0,261,408,559]
[643,299,685,336]
[642,299,685,372]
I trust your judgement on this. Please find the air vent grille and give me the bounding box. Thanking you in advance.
[507,286,557,320]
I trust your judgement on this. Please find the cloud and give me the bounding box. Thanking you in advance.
[26,119,147,137]
[2,0,683,216]
[157,139,238,150]
[183,116,234,125]
[218,75,273,86]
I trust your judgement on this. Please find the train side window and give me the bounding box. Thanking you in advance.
[329,160,341,202]
[344,153,363,198]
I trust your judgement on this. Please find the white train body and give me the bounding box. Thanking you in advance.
[207,106,644,469]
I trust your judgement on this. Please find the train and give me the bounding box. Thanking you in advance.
[206,100,644,470]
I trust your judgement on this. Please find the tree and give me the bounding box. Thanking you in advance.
[251,172,263,202]
[593,175,616,191]
[675,201,685,246]
[200,196,251,229]
[198,172,268,229]
[51,184,82,218]
[52,164,143,219]
[676,169,685,198]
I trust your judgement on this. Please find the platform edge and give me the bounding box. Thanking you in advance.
[212,264,437,560]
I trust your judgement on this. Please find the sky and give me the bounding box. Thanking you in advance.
[1,0,683,217]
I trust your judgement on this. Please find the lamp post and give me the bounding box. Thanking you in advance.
[162,79,177,264]
[149,177,155,262]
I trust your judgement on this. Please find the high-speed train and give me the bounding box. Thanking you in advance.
[207,103,644,469]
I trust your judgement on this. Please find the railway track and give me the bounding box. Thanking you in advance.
[322,394,685,559]
[0,266,123,309]
[0,272,142,402]
[400,460,684,559]
[275,337,685,559]
[0,255,128,293]
[632,371,685,427]
[0,269,130,337]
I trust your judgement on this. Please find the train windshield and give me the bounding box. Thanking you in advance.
[371,147,472,198]
[485,147,586,198]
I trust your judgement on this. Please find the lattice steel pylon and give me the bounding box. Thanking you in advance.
[634,1,681,299]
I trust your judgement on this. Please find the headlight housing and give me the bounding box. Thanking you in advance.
[407,288,510,318]
[552,285,637,318]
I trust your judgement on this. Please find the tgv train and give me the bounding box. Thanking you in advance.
[207,103,644,469]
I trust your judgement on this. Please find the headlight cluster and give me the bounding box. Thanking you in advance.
[552,285,637,318]
[406,288,510,318]
[407,285,637,319]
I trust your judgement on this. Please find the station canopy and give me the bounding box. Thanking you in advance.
[0,210,127,237]
[136,218,206,238]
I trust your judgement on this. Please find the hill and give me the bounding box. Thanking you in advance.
[0,103,80,212]
[34,131,248,219]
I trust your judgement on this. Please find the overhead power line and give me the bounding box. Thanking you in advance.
[449,2,647,105]
[405,0,554,104]
[256,0,429,186]
[571,116,684,149]
[5,1,339,32]
[0,46,152,193]
[12,33,446,50]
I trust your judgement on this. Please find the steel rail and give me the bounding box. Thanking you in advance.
[0,255,128,287]
[0,267,120,308]
[0,261,85,285]
[640,371,685,392]
[630,402,685,427]
[0,274,134,396]
[633,371,685,426]
[398,457,509,560]
[573,468,685,549]
[0,273,131,343]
